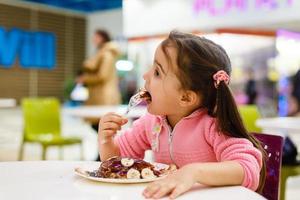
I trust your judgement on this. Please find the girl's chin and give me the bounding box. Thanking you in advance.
[146,104,163,115]
[145,103,154,113]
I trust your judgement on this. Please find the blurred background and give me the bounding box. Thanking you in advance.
[2,0,300,114]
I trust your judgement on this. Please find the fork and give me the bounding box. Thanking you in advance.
[101,91,144,145]
[124,91,144,115]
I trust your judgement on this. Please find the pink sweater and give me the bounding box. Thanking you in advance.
[115,109,262,190]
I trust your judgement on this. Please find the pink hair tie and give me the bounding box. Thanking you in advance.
[213,70,230,88]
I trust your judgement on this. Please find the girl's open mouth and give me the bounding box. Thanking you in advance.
[139,89,152,103]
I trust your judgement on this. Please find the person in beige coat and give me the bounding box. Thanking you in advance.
[77,29,121,128]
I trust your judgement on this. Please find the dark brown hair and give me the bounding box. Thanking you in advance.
[95,29,111,43]
[161,30,266,192]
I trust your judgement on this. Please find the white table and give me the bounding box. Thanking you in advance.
[256,117,300,134]
[63,105,147,119]
[0,98,16,108]
[256,117,300,153]
[0,161,266,200]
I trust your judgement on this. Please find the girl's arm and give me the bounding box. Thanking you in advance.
[143,161,244,199]
[206,132,262,190]
[98,135,121,161]
[186,161,244,186]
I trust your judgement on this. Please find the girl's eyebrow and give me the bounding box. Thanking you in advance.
[154,60,166,75]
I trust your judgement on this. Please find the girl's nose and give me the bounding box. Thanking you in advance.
[143,71,148,80]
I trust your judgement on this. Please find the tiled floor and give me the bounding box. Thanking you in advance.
[0,107,98,161]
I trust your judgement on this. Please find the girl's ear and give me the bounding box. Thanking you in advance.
[180,90,200,107]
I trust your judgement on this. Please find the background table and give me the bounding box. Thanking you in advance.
[64,105,147,119]
[256,117,300,151]
[256,117,300,134]
[0,98,16,108]
[0,161,266,200]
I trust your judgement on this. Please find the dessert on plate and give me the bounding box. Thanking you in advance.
[88,156,174,179]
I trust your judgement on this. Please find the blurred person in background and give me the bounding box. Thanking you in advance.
[244,69,257,105]
[77,29,121,160]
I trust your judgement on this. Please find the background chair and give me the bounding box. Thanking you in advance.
[19,97,83,160]
[252,133,284,200]
[239,105,262,132]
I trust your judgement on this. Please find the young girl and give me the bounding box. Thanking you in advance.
[98,31,265,199]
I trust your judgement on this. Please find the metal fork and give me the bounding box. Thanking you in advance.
[124,91,144,115]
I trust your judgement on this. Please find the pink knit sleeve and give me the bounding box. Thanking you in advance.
[205,121,263,191]
[115,115,151,159]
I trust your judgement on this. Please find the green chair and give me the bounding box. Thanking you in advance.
[238,105,262,132]
[19,97,83,160]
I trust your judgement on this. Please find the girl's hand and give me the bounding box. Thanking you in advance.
[143,164,197,199]
[98,112,128,142]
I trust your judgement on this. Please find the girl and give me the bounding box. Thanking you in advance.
[98,31,266,199]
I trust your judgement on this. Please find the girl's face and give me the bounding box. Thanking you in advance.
[143,45,184,116]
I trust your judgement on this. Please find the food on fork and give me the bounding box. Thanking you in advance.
[124,88,151,115]
[89,156,174,179]
[139,88,151,102]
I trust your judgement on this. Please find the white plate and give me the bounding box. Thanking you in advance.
[74,162,170,184]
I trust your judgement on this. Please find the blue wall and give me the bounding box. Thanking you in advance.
[0,27,56,69]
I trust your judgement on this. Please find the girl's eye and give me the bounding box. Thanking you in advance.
[154,69,160,77]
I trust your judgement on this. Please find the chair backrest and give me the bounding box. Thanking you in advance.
[252,133,284,200]
[238,105,262,132]
[22,98,61,136]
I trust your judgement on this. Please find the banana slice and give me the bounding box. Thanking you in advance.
[141,168,156,179]
[121,158,134,167]
[126,168,141,179]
